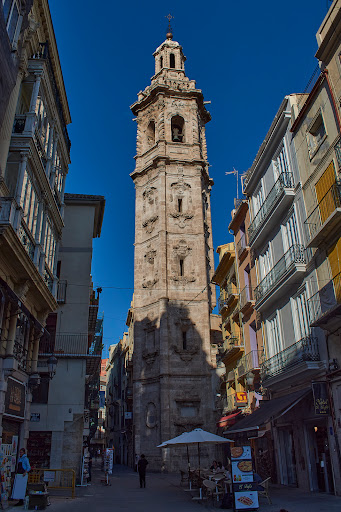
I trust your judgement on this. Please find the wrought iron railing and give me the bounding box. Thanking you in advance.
[57,280,67,303]
[43,267,53,292]
[308,273,341,323]
[18,223,35,260]
[261,336,319,380]
[218,282,238,311]
[240,285,254,309]
[304,181,341,243]
[237,350,264,378]
[13,115,26,134]
[254,244,306,302]
[248,172,294,242]
[216,335,243,362]
[50,333,89,354]
[13,341,28,371]
[237,233,248,258]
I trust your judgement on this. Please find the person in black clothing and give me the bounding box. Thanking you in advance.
[137,454,148,488]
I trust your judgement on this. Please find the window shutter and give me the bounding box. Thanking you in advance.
[328,238,341,302]
[315,161,337,223]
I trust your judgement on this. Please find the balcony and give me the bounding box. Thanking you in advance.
[240,285,254,314]
[216,334,244,364]
[237,233,248,260]
[39,333,89,355]
[254,244,307,311]
[237,350,264,379]
[308,274,341,332]
[248,172,295,248]
[218,283,239,313]
[57,280,67,303]
[261,336,324,389]
[304,181,341,248]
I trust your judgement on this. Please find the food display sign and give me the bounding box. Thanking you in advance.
[235,491,259,509]
[232,460,253,482]
[231,446,258,510]
[231,446,251,460]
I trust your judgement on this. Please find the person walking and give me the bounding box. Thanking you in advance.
[137,454,148,488]
[13,448,31,506]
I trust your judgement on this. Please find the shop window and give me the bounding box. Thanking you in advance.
[171,115,185,142]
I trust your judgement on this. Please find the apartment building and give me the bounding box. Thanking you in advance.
[28,193,105,479]
[106,331,133,466]
[0,0,70,492]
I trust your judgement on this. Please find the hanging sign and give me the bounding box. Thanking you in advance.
[312,382,330,415]
[235,392,248,405]
[4,378,25,418]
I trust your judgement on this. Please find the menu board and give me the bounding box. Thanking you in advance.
[104,448,113,475]
[231,446,259,510]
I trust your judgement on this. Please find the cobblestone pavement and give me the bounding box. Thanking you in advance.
[7,463,341,512]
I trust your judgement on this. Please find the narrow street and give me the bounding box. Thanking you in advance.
[38,462,341,512]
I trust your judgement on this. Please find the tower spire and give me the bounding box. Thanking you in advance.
[165,13,174,40]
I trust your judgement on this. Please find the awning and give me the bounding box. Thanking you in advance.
[224,388,311,435]
[217,411,241,428]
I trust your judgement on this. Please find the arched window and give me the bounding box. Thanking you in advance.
[146,120,155,146]
[170,53,175,68]
[171,115,185,142]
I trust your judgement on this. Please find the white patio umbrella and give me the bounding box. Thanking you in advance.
[157,428,232,477]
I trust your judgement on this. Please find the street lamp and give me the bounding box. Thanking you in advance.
[47,354,58,379]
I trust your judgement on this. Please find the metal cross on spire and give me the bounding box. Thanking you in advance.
[165,13,174,39]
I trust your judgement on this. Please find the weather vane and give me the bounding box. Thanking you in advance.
[165,13,174,38]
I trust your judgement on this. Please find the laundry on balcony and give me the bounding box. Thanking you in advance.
[223,388,310,436]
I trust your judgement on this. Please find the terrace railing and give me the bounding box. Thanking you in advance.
[304,181,341,245]
[248,172,294,243]
[255,244,306,302]
[237,350,264,378]
[261,336,319,380]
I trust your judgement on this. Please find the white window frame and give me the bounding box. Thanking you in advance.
[291,287,310,341]
[258,243,272,282]
[281,207,300,253]
[252,179,265,218]
[266,312,282,358]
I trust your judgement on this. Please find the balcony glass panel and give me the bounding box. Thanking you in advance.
[248,172,294,242]
[255,244,306,302]
[261,336,319,380]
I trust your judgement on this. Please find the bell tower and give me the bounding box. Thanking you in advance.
[130,26,216,470]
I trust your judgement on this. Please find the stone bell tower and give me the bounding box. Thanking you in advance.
[130,25,217,470]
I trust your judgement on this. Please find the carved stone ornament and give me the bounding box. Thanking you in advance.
[142,350,159,366]
[143,186,157,207]
[142,215,158,233]
[172,345,198,363]
[145,249,156,264]
[170,212,193,228]
[173,240,191,258]
[142,277,158,289]
[171,274,196,284]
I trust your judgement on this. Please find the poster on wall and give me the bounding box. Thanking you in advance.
[4,379,25,419]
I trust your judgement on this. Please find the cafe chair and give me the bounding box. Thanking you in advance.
[258,477,272,504]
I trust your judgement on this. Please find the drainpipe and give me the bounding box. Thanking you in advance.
[323,70,341,133]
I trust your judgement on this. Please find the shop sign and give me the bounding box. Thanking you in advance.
[4,378,25,418]
[235,392,248,405]
[30,413,40,422]
[312,382,330,415]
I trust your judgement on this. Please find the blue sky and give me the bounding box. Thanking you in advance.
[49,0,330,355]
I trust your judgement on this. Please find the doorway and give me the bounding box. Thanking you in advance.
[306,423,334,493]
[277,428,297,485]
